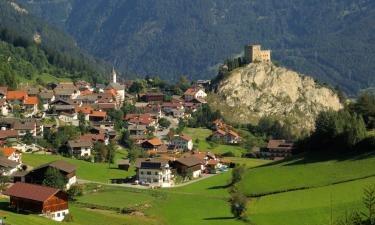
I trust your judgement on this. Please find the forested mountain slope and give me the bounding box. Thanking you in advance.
[17,0,375,94]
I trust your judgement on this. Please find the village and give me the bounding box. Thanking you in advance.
[0,47,294,222]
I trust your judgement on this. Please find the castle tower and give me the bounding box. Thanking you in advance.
[112,66,117,83]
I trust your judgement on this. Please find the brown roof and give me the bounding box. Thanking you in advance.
[68,139,93,148]
[33,160,77,173]
[267,140,295,150]
[134,158,168,168]
[0,157,20,168]
[176,156,202,167]
[3,182,60,202]
[175,134,192,141]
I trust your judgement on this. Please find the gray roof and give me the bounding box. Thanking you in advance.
[176,156,202,167]
[39,91,54,99]
[128,124,147,131]
[106,83,124,91]
[117,159,130,165]
[0,157,20,169]
[54,88,76,96]
[135,158,168,169]
[34,160,77,173]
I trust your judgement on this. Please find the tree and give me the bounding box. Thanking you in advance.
[42,167,67,189]
[78,112,88,134]
[93,142,108,163]
[67,184,84,201]
[129,80,146,94]
[22,131,34,145]
[231,165,245,185]
[158,118,171,128]
[229,192,248,219]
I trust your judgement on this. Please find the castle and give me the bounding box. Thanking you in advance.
[244,44,271,63]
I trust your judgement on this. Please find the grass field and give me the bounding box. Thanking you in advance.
[22,153,135,183]
[238,152,375,196]
[183,128,248,156]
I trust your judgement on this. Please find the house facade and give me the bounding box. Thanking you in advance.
[136,158,173,187]
[68,139,93,158]
[171,134,193,151]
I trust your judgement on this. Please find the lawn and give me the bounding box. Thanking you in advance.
[248,176,375,225]
[183,128,247,156]
[22,153,135,183]
[238,152,375,196]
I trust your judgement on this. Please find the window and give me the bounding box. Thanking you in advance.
[155,172,158,175]
[153,179,159,183]
[63,212,66,216]
[140,171,144,175]
[57,213,60,217]
[147,171,151,175]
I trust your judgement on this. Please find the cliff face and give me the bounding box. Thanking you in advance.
[210,62,342,131]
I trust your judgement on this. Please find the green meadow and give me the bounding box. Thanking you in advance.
[183,128,248,156]
[22,153,135,183]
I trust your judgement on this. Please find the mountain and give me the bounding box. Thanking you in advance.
[0,1,109,87]
[15,0,375,94]
[0,0,109,76]
[209,62,342,134]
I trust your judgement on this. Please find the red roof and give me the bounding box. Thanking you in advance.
[267,140,295,150]
[227,130,240,138]
[98,103,116,109]
[176,134,192,141]
[0,130,18,139]
[24,96,38,105]
[184,87,203,96]
[125,114,155,125]
[80,90,93,96]
[0,147,16,157]
[90,111,107,117]
[215,129,226,136]
[7,91,28,100]
[3,182,61,202]
[75,106,93,114]
[105,89,117,97]
[81,134,106,142]
[161,102,183,108]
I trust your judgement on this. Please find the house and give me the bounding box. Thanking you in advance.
[171,134,193,151]
[89,111,107,122]
[128,124,148,139]
[80,133,109,145]
[54,83,79,100]
[210,129,241,144]
[58,112,79,126]
[142,92,165,102]
[212,119,228,130]
[76,94,98,105]
[260,140,295,159]
[205,159,222,174]
[39,90,55,111]
[161,102,184,116]
[117,159,130,171]
[13,119,43,137]
[68,139,93,159]
[98,103,117,112]
[3,182,69,221]
[125,114,157,127]
[23,160,77,190]
[0,130,18,144]
[0,157,21,176]
[49,99,76,114]
[135,158,173,187]
[0,147,21,163]
[106,83,125,105]
[141,138,163,151]
[173,156,203,178]
[183,87,207,102]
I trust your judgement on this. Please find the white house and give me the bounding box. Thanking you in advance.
[184,88,207,102]
[58,112,79,126]
[68,139,93,159]
[0,147,21,163]
[171,134,193,151]
[136,158,173,187]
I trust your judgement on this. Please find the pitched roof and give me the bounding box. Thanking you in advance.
[215,129,226,136]
[135,158,168,169]
[184,87,204,96]
[0,87,8,95]
[39,90,54,99]
[68,139,93,148]
[80,90,93,96]
[33,160,77,173]
[227,130,240,138]
[176,156,202,167]
[0,157,20,168]
[7,91,28,100]
[175,134,192,141]
[3,182,60,202]
[75,106,93,114]
[81,134,106,142]
[144,138,163,146]
[0,147,16,157]
[98,103,116,109]
[24,96,38,105]
[0,130,18,139]
[90,111,107,117]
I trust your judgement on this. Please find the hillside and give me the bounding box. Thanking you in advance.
[0,0,109,76]
[16,0,375,93]
[209,62,342,132]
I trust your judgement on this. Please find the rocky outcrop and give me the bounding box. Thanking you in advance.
[210,62,342,131]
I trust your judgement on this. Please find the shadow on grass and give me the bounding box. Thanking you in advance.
[203,216,236,220]
[0,202,30,215]
[208,183,232,190]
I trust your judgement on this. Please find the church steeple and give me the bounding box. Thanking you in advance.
[112,66,117,83]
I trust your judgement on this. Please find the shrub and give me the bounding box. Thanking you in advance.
[67,184,84,201]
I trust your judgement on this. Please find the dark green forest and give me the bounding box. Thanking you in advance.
[16,0,375,94]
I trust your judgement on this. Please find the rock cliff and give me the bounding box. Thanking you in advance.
[210,62,342,131]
